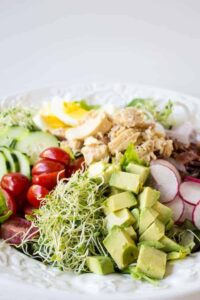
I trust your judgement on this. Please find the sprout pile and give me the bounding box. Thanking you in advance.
[0,106,38,130]
[29,171,108,273]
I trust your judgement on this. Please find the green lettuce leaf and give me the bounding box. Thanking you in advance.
[76,100,100,111]
[120,143,147,169]
[127,266,159,285]
[127,98,173,129]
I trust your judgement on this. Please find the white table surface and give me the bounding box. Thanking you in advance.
[1,0,200,98]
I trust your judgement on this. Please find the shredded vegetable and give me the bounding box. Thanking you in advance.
[0,106,38,130]
[127,98,173,129]
[29,170,108,273]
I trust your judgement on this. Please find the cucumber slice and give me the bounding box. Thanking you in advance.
[0,126,29,147]
[0,147,16,172]
[0,152,8,180]
[15,131,59,164]
[11,150,31,178]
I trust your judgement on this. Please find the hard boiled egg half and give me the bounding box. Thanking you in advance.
[34,98,89,130]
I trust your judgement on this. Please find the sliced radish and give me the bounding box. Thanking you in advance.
[150,160,181,203]
[184,176,200,184]
[166,195,184,223]
[179,201,195,223]
[193,203,200,229]
[179,181,200,205]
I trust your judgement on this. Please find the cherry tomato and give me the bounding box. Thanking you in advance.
[32,170,65,190]
[27,185,49,208]
[65,165,75,178]
[71,157,85,173]
[32,159,65,176]
[1,173,30,197]
[0,217,38,245]
[40,147,70,165]
[1,188,17,216]
[15,189,28,211]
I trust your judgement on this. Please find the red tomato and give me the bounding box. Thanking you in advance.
[32,159,65,176]
[15,189,29,211]
[27,185,49,208]
[1,173,30,197]
[65,165,75,178]
[0,217,38,245]
[32,170,65,190]
[40,147,70,165]
[65,157,85,178]
[71,157,85,173]
[1,188,17,216]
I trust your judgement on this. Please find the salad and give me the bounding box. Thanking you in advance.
[0,96,200,284]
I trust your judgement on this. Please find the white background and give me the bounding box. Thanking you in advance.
[0,2,200,299]
[1,0,200,97]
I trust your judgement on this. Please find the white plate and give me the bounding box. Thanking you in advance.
[1,83,200,300]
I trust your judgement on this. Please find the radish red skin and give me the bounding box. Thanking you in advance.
[184,176,200,184]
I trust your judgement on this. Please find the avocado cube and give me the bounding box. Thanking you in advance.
[139,208,159,234]
[165,218,174,231]
[86,256,114,275]
[104,192,137,213]
[106,208,135,230]
[110,187,121,195]
[131,208,140,230]
[103,226,138,269]
[153,202,172,224]
[138,240,164,250]
[126,163,150,185]
[109,171,140,194]
[88,162,120,183]
[139,219,165,242]
[124,226,137,241]
[160,236,184,253]
[139,187,160,210]
[136,245,167,280]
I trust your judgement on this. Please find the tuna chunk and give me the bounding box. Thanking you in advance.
[65,112,112,141]
[112,107,144,128]
[108,128,140,154]
[81,139,109,165]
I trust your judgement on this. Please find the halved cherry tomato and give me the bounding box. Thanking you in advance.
[0,188,17,216]
[15,189,29,211]
[1,173,30,197]
[32,170,65,190]
[32,159,65,176]
[65,157,85,178]
[71,157,85,173]
[65,165,75,178]
[0,216,38,245]
[40,147,70,165]
[27,185,49,208]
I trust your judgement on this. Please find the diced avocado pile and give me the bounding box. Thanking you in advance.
[87,162,190,281]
